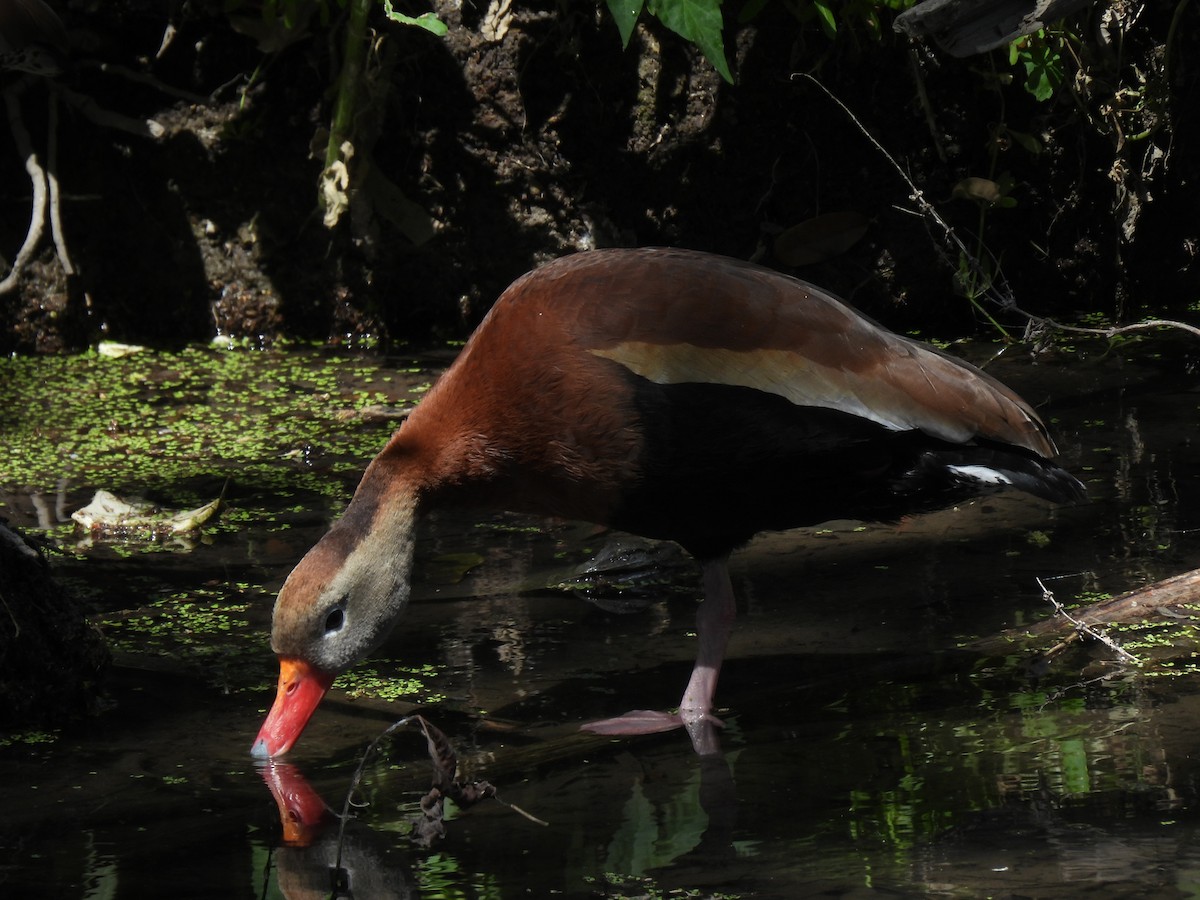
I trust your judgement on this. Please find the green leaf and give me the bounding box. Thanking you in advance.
[382,0,449,36]
[606,0,645,46]
[1022,45,1063,101]
[813,0,837,39]
[648,0,733,83]
[1007,128,1043,154]
[1009,32,1065,102]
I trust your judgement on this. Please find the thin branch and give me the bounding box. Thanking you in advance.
[333,716,412,875]
[493,795,550,827]
[76,59,213,106]
[793,72,1200,344]
[791,73,994,297]
[1036,577,1139,664]
[55,85,165,139]
[970,567,1200,659]
[0,82,48,295]
[1017,314,1200,342]
[1038,667,1128,709]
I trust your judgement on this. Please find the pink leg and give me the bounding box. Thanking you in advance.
[583,555,735,748]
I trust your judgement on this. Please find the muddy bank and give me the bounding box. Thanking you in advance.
[2,2,1196,351]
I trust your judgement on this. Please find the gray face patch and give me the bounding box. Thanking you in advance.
[272,492,419,675]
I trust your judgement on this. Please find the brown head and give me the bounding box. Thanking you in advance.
[251,464,420,758]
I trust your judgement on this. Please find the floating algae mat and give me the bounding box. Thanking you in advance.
[0,344,433,535]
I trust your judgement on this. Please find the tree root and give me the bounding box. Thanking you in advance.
[0,81,48,295]
[1,72,165,300]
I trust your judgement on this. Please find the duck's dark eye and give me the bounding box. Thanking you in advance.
[324,606,345,635]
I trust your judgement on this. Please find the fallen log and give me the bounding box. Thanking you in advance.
[969,567,1200,658]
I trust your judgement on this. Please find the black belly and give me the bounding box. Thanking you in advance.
[609,376,1053,560]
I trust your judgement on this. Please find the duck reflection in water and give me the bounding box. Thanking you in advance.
[256,718,737,897]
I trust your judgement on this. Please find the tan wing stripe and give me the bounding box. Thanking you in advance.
[589,340,1041,448]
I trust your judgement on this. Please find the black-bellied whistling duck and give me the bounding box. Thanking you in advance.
[251,247,1085,758]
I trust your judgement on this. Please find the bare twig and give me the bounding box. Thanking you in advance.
[1038,668,1128,710]
[0,81,48,295]
[791,73,1006,299]
[1017,314,1200,343]
[333,714,546,862]
[77,60,212,105]
[491,793,549,827]
[970,567,1200,659]
[1036,576,1140,664]
[333,716,412,875]
[55,85,165,138]
[792,72,1200,344]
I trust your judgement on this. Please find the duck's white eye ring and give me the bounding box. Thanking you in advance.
[324,605,346,635]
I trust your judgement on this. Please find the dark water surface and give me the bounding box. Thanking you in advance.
[4,340,1200,898]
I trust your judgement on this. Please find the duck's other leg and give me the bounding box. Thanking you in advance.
[582,555,735,749]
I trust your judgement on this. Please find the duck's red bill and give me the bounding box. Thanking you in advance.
[250,657,335,758]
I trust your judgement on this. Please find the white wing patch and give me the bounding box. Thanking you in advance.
[589,340,979,442]
[945,464,1014,486]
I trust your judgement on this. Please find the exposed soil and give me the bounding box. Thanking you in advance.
[1,1,1197,352]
